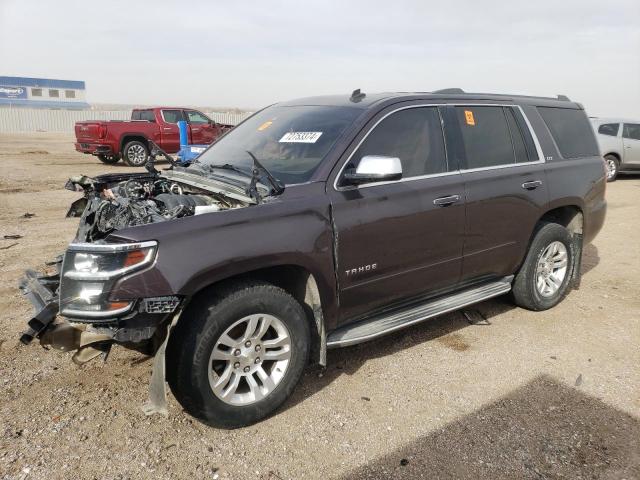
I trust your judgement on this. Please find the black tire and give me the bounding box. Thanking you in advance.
[604,154,619,182]
[122,140,149,167]
[167,281,310,429]
[512,222,575,311]
[97,154,120,164]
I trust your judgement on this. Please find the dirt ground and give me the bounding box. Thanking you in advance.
[1,134,639,480]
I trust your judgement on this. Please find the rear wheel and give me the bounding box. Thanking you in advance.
[512,222,574,311]
[604,154,619,182]
[167,281,310,428]
[97,154,120,164]
[122,140,149,167]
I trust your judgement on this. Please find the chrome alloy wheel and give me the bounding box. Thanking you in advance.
[605,157,617,180]
[208,314,291,406]
[127,144,146,164]
[535,241,568,297]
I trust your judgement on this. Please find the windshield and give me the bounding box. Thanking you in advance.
[195,105,362,185]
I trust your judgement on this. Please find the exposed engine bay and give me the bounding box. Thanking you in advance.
[66,170,255,242]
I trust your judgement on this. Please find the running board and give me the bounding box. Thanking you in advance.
[326,276,513,348]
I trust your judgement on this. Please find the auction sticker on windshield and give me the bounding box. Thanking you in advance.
[279,132,323,143]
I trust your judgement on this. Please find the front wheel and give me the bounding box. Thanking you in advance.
[604,154,619,182]
[122,140,149,167]
[167,281,310,428]
[512,222,574,311]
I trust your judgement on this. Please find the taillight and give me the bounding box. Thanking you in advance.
[98,125,107,139]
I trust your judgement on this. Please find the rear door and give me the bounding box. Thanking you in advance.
[185,110,217,144]
[329,104,466,322]
[159,109,185,152]
[445,105,548,283]
[622,123,640,167]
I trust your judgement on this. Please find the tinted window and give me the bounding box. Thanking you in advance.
[623,123,640,141]
[162,109,183,123]
[505,108,529,163]
[48,89,59,98]
[538,107,599,158]
[138,110,155,122]
[186,111,210,124]
[456,106,515,168]
[351,107,447,178]
[598,123,619,136]
[31,88,42,97]
[65,90,75,98]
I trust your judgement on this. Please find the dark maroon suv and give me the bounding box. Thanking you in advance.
[20,89,606,428]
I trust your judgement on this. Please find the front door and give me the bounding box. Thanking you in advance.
[443,105,549,282]
[160,109,185,153]
[329,105,465,322]
[623,123,640,167]
[186,110,218,144]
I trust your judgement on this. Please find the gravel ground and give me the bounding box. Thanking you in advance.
[1,133,639,480]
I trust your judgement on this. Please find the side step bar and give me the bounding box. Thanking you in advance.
[327,276,513,348]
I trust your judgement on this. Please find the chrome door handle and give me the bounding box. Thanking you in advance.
[522,180,543,190]
[163,127,172,130]
[433,194,461,206]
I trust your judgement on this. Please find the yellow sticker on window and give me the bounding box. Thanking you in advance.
[258,121,273,131]
[464,110,475,126]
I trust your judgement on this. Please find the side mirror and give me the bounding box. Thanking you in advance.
[342,155,402,186]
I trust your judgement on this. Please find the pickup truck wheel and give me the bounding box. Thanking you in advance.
[97,154,120,164]
[122,141,149,167]
[511,222,574,311]
[167,281,310,429]
[604,155,619,182]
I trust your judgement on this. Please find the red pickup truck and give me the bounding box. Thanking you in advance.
[74,107,231,166]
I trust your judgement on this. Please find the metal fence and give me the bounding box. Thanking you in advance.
[0,108,253,133]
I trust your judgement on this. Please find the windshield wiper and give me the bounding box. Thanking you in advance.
[246,151,285,204]
[208,163,252,178]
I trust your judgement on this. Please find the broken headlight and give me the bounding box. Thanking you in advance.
[59,241,157,319]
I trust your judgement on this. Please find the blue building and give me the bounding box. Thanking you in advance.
[0,76,90,109]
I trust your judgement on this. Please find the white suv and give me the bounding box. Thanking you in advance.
[590,117,640,181]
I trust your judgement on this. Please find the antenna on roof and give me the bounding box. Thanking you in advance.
[350,88,366,103]
[433,88,465,94]
[557,94,570,101]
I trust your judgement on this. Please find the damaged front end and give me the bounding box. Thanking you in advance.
[19,168,254,362]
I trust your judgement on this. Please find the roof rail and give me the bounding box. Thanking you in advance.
[432,88,465,94]
[557,94,570,101]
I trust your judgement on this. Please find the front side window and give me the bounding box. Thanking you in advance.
[598,123,619,137]
[349,107,447,178]
[186,110,210,124]
[455,106,515,168]
[538,107,599,158]
[623,123,640,141]
[162,109,183,123]
[48,89,59,98]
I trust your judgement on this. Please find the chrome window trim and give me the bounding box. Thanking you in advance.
[333,103,546,191]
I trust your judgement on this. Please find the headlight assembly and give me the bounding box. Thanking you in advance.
[59,241,157,318]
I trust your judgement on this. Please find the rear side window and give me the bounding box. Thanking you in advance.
[352,106,447,177]
[623,123,640,141]
[598,123,619,136]
[455,106,515,168]
[538,107,599,158]
[132,110,155,121]
[162,109,183,123]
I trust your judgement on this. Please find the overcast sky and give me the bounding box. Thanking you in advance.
[1,0,639,116]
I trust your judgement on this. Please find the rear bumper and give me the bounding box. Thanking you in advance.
[74,142,114,155]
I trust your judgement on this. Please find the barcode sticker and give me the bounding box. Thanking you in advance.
[279,132,323,143]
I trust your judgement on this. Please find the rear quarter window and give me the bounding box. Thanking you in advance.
[538,107,599,158]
